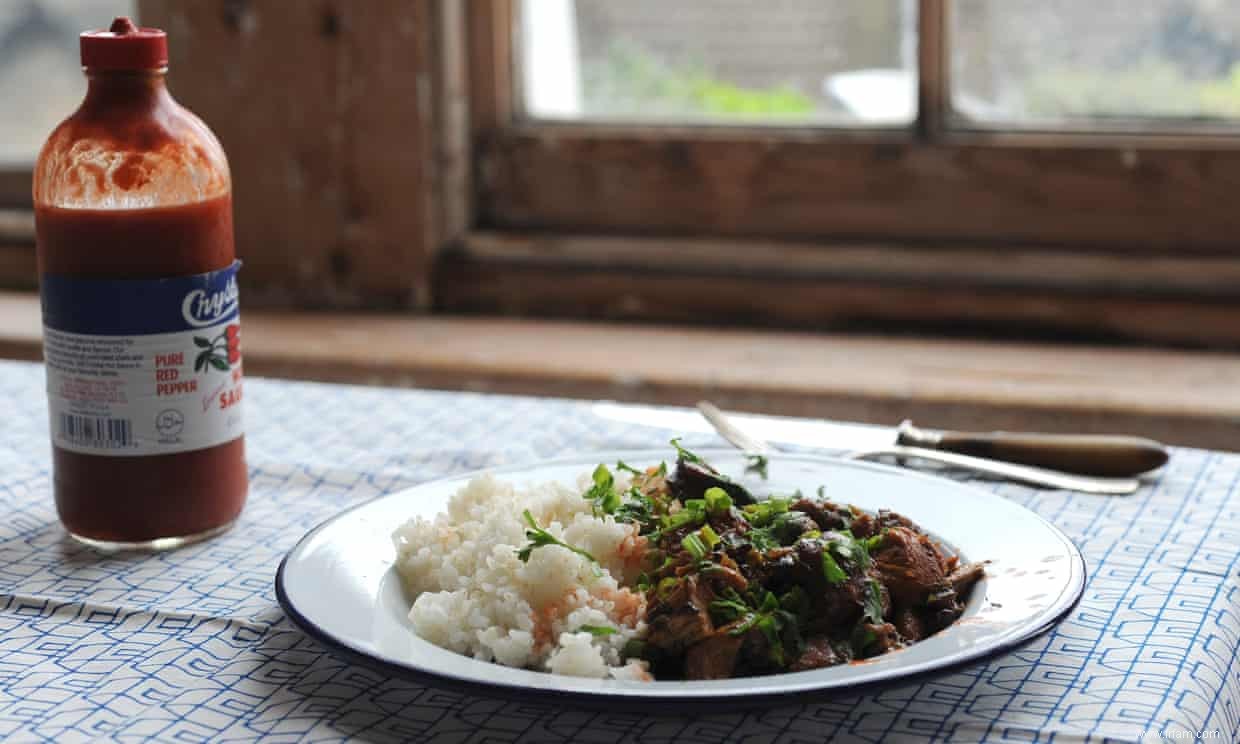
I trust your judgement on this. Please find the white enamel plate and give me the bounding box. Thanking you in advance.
[276,450,1085,703]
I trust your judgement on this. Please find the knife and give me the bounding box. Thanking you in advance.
[895,420,1168,477]
[696,401,1143,495]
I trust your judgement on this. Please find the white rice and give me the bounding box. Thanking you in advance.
[391,472,652,679]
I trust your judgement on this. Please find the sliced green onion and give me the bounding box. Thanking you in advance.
[699,524,720,550]
[821,551,847,585]
[661,508,705,531]
[576,624,617,637]
[682,533,708,561]
[742,497,791,527]
[704,487,733,514]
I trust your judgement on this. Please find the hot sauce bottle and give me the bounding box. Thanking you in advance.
[34,18,247,549]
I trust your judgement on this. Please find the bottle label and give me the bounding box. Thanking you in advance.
[40,261,244,457]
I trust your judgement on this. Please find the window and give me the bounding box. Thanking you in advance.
[521,0,917,126]
[3,2,1238,348]
[951,0,1240,129]
[443,0,1240,346]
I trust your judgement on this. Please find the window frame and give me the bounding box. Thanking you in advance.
[442,0,1240,346]
[3,1,1240,347]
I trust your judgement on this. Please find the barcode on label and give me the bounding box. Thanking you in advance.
[59,414,133,449]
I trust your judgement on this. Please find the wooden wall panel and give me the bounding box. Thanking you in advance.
[141,0,440,309]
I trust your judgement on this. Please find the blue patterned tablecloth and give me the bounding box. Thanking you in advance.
[0,359,1236,743]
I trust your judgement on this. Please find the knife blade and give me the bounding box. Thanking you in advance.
[896,420,1168,477]
[696,401,1142,494]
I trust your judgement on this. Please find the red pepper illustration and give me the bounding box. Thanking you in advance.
[194,323,242,372]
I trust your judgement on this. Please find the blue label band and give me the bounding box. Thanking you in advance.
[41,261,241,336]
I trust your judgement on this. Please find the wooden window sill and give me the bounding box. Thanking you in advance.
[2,290,1237,450]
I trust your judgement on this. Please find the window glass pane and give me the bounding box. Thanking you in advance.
[952,0,1240,128]
[521,0,917,126]
[0,1,134,164]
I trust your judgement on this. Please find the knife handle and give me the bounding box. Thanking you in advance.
[897,422,1168,477]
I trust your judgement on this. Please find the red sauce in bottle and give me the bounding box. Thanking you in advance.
[34,18,246,548]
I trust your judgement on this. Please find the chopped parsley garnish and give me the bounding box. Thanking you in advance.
[614,460,643,476]
[583,464,621,516]
[515,510,601,576]
[744,454,770,480]
[861,578,885,624]
[723,591,800,666]
[670,437,705,464]
[817,530,874,570]
[747,527,780,552]
[614,489,656,530]
[576,624,617,637]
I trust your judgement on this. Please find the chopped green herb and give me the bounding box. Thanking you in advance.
[824,531,872,570]
[576,624,617,637]
[515,510,602,576]
[614,489,656,530]
[722,591,798,666]
[703,486,733,514]
[861,578,885,624]
[698,524,720,550]
[745,454,770,480]
[747,526,780,552]
[742,497,791,527]
[583,464,622,516]
[661,508,705,533]
[622,639,646,659]
[615,460,643,475]
[756,615,784,665]
[670,437,706,465]
[709,595,751,624]
[779,586,808,616]
[682,533,708,561]
[861,533,885,553]
[851,623,878,655]
[820,550,847,585]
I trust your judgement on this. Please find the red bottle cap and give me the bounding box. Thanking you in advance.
[80,17,168,71]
